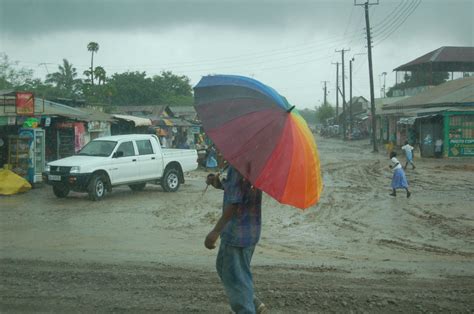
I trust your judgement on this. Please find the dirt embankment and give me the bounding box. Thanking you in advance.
[1,258,473,313]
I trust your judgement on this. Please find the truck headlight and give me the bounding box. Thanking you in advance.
[70,166,80,173]
[45,164,50,172]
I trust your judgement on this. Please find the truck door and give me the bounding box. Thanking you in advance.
[136,139,162,180]
[109,140,139,184]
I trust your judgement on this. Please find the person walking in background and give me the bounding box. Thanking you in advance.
[204,165,267,314]
[389,151,411,198]
[434,138,444,158]
[205,145,218,170]
[159,136,168,148]
[401,141,416,170]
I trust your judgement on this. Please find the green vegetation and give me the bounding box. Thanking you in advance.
[387,71,449,97]
[0,47,193,108]
[315,102,335,125]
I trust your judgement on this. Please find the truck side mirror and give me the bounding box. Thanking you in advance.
[113,151,124,158]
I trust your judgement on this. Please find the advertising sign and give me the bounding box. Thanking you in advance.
[16,92,34,115]
[448,138,474,157]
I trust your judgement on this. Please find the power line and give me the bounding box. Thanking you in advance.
[372,0,407,28]
[373,0,422,46]
[372,0,417,39]
[372,0,414,37]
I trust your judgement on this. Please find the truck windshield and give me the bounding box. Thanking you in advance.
[78,140,117,157]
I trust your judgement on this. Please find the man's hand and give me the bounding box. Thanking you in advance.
[206,173,217,186]
[206,173,223,189]
[205,230,219,250]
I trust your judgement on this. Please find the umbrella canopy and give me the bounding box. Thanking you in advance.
[194,75,322,209]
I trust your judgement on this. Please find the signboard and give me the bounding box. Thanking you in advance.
[190,126,201,134]
[448,138,474,157]
[16,92,35,115]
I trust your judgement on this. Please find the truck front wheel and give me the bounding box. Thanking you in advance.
[88,174,107,201]
[53,184,70,198]
[161,168,180,192]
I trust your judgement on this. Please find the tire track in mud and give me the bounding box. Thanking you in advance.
[377,238,474,257]
[402,206,474,240]
[315,157,387,240]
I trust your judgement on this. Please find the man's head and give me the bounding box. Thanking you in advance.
[390,151,397,159]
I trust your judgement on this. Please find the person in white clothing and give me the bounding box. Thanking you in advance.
[401,141,416,170]
[389,151,411,198]
[159,136,168,148]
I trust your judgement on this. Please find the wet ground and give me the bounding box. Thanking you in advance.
[1,136,473,312]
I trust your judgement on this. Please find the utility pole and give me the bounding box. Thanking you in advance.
[349,58,353,138]
[336,48,350,140]
[332,62,340,123]
[322,81,329,105]
[381,72,387,97]
[355,0,379,152]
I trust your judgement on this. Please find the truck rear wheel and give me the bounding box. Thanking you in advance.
[53,184,70,198]
[161,168,180,192]
[88,174,107,201]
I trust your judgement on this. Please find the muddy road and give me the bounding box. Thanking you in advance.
[1,137,473,312]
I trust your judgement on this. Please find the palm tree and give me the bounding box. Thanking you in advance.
[87,42,99,86]
[93,66,106,85]
[46,59,81,94]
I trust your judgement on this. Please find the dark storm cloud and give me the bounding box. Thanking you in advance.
[1,0,346,36]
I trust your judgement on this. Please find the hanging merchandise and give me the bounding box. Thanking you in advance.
[23,117,39,128]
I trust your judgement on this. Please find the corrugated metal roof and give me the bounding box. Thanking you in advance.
[378,106,474,116]
[112,114,152,126]
[154,117,194,127]
[375,96,411,111]
[394,46,474,72]
[114,105,168,117]
[0,97,114,122]
[383,77,474,109]
[168,106,196,113]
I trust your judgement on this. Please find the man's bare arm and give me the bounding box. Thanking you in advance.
[205,203,238,249]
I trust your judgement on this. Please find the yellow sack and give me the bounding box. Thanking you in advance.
[0,169,32,195]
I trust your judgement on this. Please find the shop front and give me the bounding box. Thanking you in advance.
[444,111,474,157]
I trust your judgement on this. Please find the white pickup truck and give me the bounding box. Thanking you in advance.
[42,134,198,200]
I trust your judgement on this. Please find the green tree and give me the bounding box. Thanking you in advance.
[315,102,335,125]
[45,59,82,96]
[105,70,193,106]
[94,66,106,85]
[152,71,193,106]
[387,70,449,97]
[107,71,154,106]
[87,41,99,86]
[0,53,34,89]
[299,108,317,125]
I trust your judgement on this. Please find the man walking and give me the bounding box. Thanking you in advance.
[205,165,267,314]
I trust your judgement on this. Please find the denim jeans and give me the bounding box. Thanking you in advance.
[216,242,257,314]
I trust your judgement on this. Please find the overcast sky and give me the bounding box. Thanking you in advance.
[1,0,472,109]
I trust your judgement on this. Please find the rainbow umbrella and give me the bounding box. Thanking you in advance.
[194,75,323,209]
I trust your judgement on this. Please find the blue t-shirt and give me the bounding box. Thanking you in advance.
[220,166,262,247]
